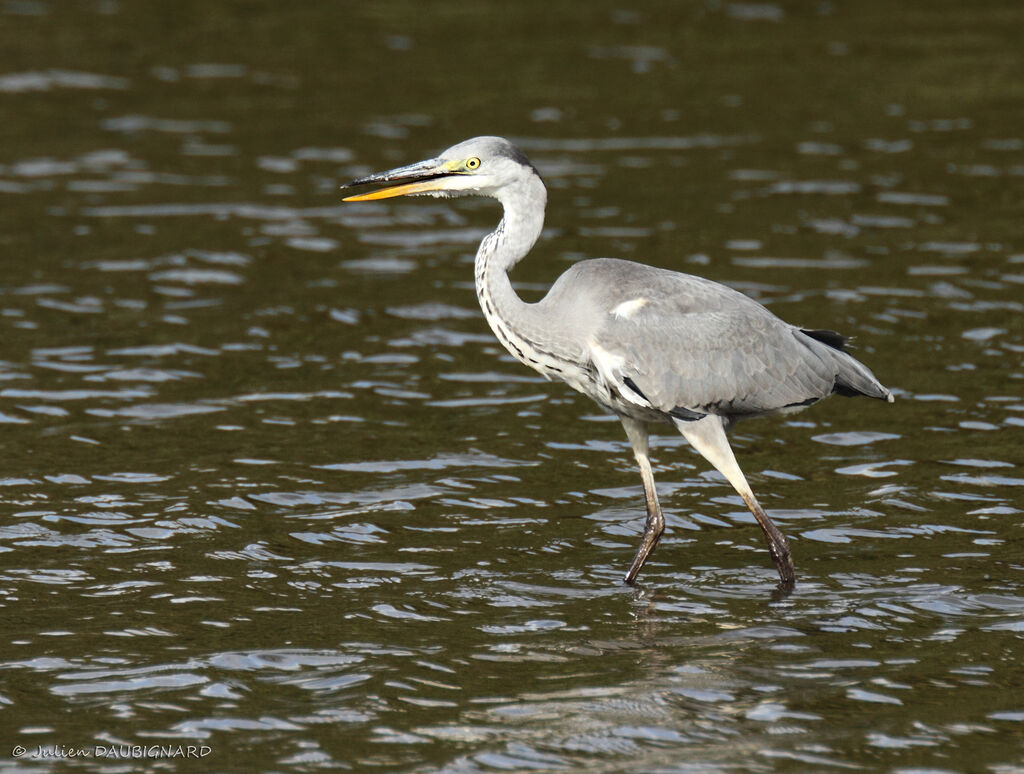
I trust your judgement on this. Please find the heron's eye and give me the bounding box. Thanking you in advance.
[465,157,481,170]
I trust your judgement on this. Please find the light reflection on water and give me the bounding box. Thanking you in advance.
[1,1,1024,772]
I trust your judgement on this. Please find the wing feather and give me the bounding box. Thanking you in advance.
[574,262,865,417]
[537,258,890,418]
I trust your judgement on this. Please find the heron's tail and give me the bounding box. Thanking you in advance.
[833,353,894,402]
[798,328,894,403]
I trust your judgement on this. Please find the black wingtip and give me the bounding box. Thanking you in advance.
[800,328,849,351]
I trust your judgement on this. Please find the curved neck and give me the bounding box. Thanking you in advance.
[473,175,547,359]
[480,174,547,276]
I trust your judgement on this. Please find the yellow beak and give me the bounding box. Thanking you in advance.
[341,157,457,202]
[342,178,448,202]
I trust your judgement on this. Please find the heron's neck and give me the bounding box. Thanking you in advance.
[474,174,552,367]
[481,176,546,274]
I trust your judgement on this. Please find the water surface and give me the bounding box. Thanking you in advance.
[1,1,1023,772]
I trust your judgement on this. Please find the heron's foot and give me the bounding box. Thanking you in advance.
[768,535,796,589]
[623,539,655,585]
[623,510,665,585]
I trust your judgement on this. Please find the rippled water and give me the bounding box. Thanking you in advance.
[1,2,1023,772]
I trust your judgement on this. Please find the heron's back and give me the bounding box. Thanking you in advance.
[536,258,891,422]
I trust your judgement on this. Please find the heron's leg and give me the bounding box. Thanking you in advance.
[620,416,665,585]
[674,415,795,587]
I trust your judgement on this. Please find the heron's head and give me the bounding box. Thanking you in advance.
[341,136,542,203]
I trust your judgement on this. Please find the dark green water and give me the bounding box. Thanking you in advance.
[1,1,1023,771]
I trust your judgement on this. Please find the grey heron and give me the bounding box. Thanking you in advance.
[342,136,893,588]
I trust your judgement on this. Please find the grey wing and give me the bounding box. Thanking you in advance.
[578,264,890,419]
